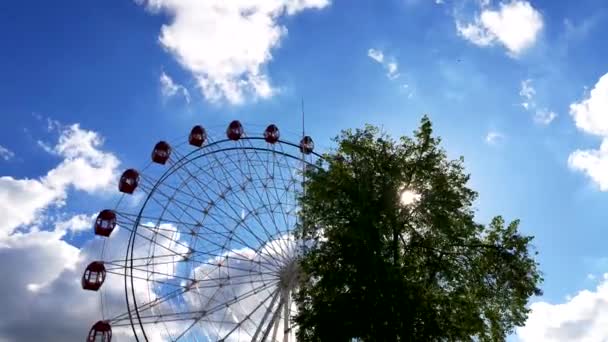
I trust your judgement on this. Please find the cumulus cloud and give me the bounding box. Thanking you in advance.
[568,73,608,190]
[570,73,608,137]
[0,145,14,161]
[138,0,330,104]
[0,124,119,238]
[0,215,187,342]
[160,71,191,103]
[569,139,608,191]
[456,1,543,56]
[517,274,608,341]
[367,48,400,80]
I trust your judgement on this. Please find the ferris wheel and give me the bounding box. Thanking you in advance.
[81,120,319,342]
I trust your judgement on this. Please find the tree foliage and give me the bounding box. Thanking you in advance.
[293,117,542,341]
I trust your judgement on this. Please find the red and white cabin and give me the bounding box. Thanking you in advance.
[264,124,280,144]
[226,120,244,141]
[81,261,106,291]
[189,125,207,147]
[151,141,171,165]
[118,169,139,194]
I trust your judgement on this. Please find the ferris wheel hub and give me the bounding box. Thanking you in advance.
[279,258,301,292]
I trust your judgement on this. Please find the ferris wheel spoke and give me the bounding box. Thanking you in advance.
[179,149,296,262]
[182,154,273,244]
[106,269,185,289]
[215,286,279,342]
[105,252,279,275]
[172,162,271,255]
[271,145,303,260]
[187,207,283,271]
[240,142,299,260]
[120,221,191,258]
[251,287,282,342]
[110,251,280,280]
[262,297,284,342]
[112,279,280,327]
[210,149,292,266]
[130,186,268,268]
[137,181,210,225]
[106,264,190,283]
[111,284,193,323]
[231,146,290,237]
[120,210,272,260]
[246,140,297,232]
[117,212,199,232]
[111,276,251,329]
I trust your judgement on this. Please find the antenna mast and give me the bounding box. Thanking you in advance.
[301,97,305,137]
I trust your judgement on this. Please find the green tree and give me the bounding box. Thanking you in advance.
[293,117,542,341]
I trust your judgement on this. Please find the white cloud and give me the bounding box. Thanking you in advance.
[386,62,400,80]
[54,213,96,236]
[534,109,557,125]
[485,131,504,144]
[138,0,330,104]
[0,124,120,238]
[520,79,536,104]
[160,71,191,103]
[570,73,608,137]
[367,48,384,63]
[457,1,543,56]
[367,48,400,80]
[568,73,608,190]
[0,216,184,341]
[568,138,608,191]
[0,145,14,161]
[517,274,608,341]
[518,79,557,125]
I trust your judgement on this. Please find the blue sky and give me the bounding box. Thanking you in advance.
[1,0,608,340]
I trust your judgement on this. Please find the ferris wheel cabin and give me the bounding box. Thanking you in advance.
[299,136,314,154]
[81,261,106,291]
[226,120,244,140]
[87,321,112,342]
[151,141,171,165]
[188,125,207,147]
[94,210,116,237]
[264,124,280,144]
[118,169,139,194]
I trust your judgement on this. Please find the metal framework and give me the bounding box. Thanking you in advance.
[85,124,321,342]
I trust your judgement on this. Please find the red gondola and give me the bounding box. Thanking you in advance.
[189,125,207,147]
[263,124,280,144]
[86,321,112,342]
[82,261,106,291]
[299,136,314,154]
[118,169,139,194]
[151,141,171,165]
[94,210,116,237]
[226,120,244,141]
